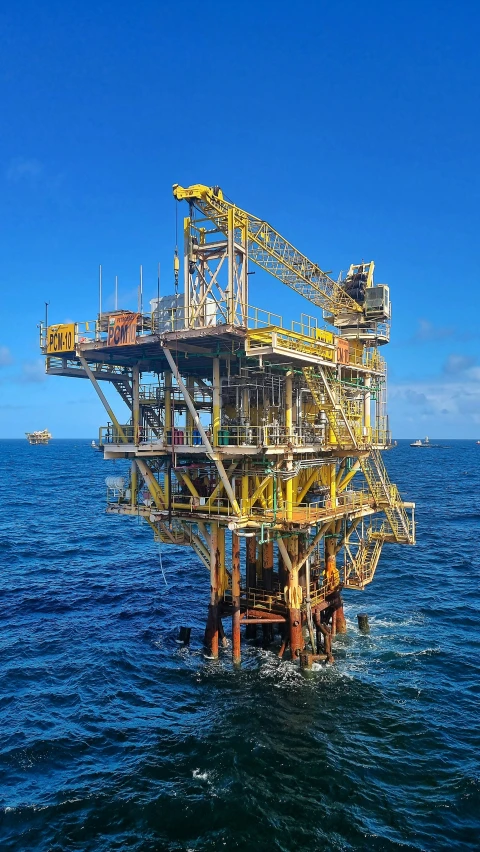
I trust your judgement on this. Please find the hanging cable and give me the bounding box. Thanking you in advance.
[157,541,169,590]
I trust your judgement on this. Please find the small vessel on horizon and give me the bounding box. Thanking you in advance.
[91,439,103,451]
[26,429,52,445]
[410,436,432,447]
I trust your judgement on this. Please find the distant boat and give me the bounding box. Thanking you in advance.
[476,440,480,445]
[410,436,448,449]
[410,437,432,447]
[91,439,103,451]
[26,429,52,445]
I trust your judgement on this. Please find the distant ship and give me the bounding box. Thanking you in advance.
[477,440,480,445]
[410,437,432,447]
[26,429,52,445]
[91,439,103,451]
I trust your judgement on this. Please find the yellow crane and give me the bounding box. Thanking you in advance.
[173,183,389,332]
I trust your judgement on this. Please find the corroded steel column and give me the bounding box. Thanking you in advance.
[232,532,241,664]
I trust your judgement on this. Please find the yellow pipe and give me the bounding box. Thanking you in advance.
[329,463,336,508]
[285,372,293,437]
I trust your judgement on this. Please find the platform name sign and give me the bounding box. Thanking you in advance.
[46,323,75,354]
[107,313,138,347]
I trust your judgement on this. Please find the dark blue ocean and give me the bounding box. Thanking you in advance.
[0,439,478,851]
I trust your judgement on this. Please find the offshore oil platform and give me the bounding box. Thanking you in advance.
[40,184,415,666]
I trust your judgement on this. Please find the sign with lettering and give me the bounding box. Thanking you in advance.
[46,323,75,354]
[107,313,138,347]
[336,338,350,365]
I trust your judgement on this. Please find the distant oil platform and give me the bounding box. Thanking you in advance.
[26,429,52,445]
[39,183,415,666]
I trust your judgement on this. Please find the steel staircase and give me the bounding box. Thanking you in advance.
[359,451,414,543]
[303,366,414,545]
[344,535,384,589]
[117,380,164,438]
[302,366,359,449]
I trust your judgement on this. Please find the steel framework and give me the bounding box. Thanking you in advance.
[39,184,415,666]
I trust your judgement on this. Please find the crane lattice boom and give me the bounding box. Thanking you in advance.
[173,183,362,321]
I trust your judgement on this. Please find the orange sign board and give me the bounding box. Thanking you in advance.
[107,313,138,347]
[336,338,350,365]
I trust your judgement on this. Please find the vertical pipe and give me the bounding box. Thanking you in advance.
[241,464,249,514]
[213,357,221,446]
[325,535,337,588]
[164,372,172,503]
[288,565,303,660]
[232,532,241,664]
[227,207,235,324]
[131,364,140,506]
[208,521,219,659]
[285,372,293,520]
[364,375,371,440]
[262,539,274,646]
[186,376,194,443]
[242,386,249,424]
[329,463,337,508]
[246,534,257,640]
[241,222,248,324]
[285,372,293,436]
[98,264,102,339]
[184,216,191,326]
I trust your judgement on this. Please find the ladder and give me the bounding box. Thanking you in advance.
[303,366,414,545]
[344,535,384,589]
[302,366,359,450]
[359,451,414,544]
[117,380,164,438]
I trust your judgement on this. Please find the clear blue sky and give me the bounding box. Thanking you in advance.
[1,0,479,438]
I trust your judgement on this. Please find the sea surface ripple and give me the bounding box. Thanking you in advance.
[0,439,479,851]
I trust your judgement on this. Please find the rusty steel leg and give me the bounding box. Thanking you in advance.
[331,608,337,638]
[314,608,323,652]
[318,622,334,664]
[278,636,289,659]
[335,600,347,634]
[232,532,241,664]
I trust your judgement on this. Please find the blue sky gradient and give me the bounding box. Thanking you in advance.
[1,0,479,437]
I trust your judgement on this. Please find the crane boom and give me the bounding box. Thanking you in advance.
[173,183,362,320]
